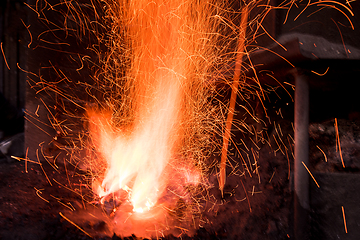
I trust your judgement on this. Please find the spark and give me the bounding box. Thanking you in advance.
[310,1,354,16]
[311,52,319,59]
[274,122,287,152]
[20,18,33,48]
[39,39,71,46]
[50,195,79,212]
[334,118,345,168]
[251,148,261,183]
[24,114,52,135]
[11,155,41,165]
[331,18,349,58]
[317,4,354,30]
[52,178,88,201]
[316,145,328,162]
[256,90,269,121]
[282,0,296,24]
[234,143,252,177]
[307,6,327,18]
[259,24,287,51]
[266,73,294,102]
[252,45,295,68]
[246,151,254,174]
[285,149,291,180]
[342,206,348,233]
[24,2,40,17]
[17,63,39,77]
[268,168,276,183]
[283,81,295,89]
[273,134,285,155]
[39,142,59,172]
[57,200,75,211]
[34,187,50,203]
[294,0,311,21]
[59,212,92,238]
[249,137,260,150]
[301,161,320,188]
[35,105,40,117]
[1,42,10,70]
[311,67,330,76]
[240,180,251,213]
[37,149,52,186]
[25,147,29,173]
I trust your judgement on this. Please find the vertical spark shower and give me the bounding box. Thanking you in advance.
[86,0,221,236]
[93,0,187,212]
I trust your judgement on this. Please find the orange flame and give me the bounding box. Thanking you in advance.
[88,104,201,236]
[89,76,185,213]
[85,0,212,236]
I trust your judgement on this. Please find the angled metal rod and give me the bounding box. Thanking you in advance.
[219,5,248,196]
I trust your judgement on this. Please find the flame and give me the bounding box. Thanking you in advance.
[85,0,211,236]
[89,77,184,213]
[88,101,202,236]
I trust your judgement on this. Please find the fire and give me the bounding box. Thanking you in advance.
[87,105,202,236]
[88,76,188,212]
[23,0,360,238]
[83,0,219,236]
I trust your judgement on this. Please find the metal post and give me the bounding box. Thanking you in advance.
[294,69,310,240]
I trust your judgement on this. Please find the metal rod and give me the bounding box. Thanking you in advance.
[294,69,310,240]
[219,6,248,196]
